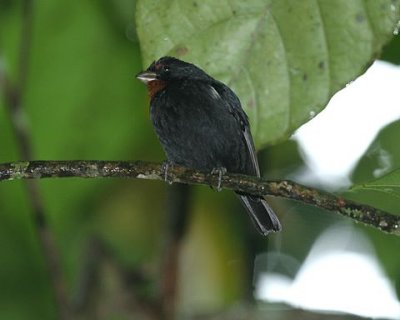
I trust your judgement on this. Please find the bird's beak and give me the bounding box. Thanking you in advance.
[136,71,157,83]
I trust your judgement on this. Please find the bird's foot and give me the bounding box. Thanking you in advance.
[162,160,174,185]
[211,167,227,192]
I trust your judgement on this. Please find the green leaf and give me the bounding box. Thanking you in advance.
[345,121,400,288]
[381,33,400,65]
[347,120,400,213]
[352,120,400,184]
[348,119,400,212]
[347,169,400,214]
[0,1,151,318]
[136,0,400,147]
[346,169,400,283]
[352,169,400,195]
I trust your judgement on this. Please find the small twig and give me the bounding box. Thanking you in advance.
[1,160,399,235]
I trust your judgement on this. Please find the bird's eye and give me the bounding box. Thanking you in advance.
[163,65,170,72]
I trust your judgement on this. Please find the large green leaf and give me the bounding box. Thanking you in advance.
[136,0,400,147]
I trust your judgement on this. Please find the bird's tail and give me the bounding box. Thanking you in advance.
[237,193,281,236]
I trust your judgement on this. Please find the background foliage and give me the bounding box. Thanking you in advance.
[0,0,400,319]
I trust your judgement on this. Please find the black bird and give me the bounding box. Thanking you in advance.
[136,56,281,235]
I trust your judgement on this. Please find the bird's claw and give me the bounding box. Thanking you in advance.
[162,161,174,185]
[211,167,227,192]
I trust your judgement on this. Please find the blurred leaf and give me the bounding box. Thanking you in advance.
[260,139,306,180]
[381,34,400,64]
[346,121,400,212]
[178,188,246,315]
[345,184,400,299]
[345,121,400,300]
[94,180,165,267]
[0,0,149,318]
[346,120,400,232]
[347,169,400,214]
[352,120,400,184]
[352,169,400,195]
[136,0,400,147]
[94,0,138,41]
[23,0,150,282]
[364,227,400,299]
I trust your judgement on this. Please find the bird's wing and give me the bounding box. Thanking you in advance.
[242,125,260,177]
[211,81,260,177]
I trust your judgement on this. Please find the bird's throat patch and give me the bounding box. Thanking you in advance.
[148,80,167,99]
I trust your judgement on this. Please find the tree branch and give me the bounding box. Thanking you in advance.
[1,160,399,235]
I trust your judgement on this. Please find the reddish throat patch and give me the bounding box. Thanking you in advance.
[147,80,167,99]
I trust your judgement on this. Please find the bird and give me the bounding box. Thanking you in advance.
[136,56,281,235]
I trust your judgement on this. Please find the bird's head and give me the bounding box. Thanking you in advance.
[136,56,211,84]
